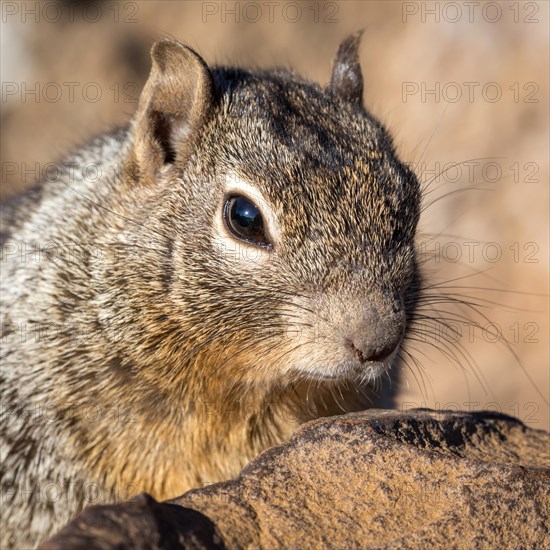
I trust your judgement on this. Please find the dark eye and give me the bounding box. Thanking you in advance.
[223,195,270,247]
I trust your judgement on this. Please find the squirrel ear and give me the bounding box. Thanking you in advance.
[329,31,364,106]
[131,39,215,183]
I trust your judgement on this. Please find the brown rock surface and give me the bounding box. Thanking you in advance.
[41,409,550,549]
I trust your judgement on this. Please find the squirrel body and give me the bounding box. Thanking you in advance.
[1,35,420,548]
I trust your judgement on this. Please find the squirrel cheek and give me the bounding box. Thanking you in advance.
[211,232,271,267]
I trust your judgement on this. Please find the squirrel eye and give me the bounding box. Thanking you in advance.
[223,195,270,247]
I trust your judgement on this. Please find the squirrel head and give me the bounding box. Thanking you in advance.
[120,34,421,393]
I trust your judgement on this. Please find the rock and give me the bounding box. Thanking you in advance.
[40,409,550,549]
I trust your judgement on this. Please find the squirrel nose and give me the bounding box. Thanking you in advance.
[343,301,405,364]
[346,338,400,364]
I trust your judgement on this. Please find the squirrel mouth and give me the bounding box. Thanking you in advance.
[300,357,393,383]
[295,335,401,383]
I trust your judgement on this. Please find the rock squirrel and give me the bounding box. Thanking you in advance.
[0,33,421,548]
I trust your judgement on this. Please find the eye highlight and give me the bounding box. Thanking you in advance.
[223,195,271,247]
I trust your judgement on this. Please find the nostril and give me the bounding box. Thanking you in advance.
[367,342,397,363]
[346,339,398,364]
[352,344,367,364]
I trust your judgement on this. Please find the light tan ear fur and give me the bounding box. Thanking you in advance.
[131,39,215,184]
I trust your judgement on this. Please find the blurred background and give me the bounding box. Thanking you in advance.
[1,1,548,428]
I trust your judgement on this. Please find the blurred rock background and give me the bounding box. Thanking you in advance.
[1,1,548,428]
